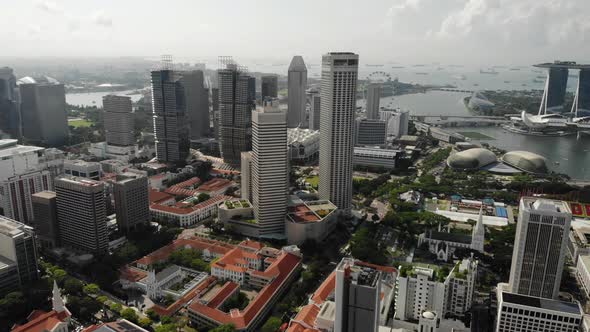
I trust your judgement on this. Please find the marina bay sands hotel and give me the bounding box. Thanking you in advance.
[534,61,590,117]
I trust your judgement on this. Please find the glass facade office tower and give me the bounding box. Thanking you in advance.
[151,70,189,163]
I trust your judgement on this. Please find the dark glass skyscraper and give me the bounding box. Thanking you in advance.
[574,69,590,116]
[0,67,19,139]
[541,67,568,114]
[217,64,255,168]
[151,70,189,163]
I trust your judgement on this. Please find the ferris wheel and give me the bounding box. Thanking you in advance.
[366,71,392,83]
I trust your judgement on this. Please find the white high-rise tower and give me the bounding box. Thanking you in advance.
[508,198,572,299]
[319,52,359,214]
[470,206,485,252]
[252,101,288,236]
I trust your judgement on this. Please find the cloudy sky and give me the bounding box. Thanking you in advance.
[3,0,590,65]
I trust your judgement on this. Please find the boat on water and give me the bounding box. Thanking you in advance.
[480,69,499,74]
[391,66,405,69]
[415,72,429,75]
[504,80,511,83]
[509,68,521,71]
[452,74,467,80]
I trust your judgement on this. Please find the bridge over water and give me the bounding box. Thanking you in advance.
[411,114,510,127]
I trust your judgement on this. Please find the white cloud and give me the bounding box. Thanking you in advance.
[92,11,113,27]
[35,0,62,14]
[436,0,590,47]
[27,24,42,35]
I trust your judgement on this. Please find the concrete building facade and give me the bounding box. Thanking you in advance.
[0,216,38,295]
[55,177,108,254]
[355,119,386,146]
[113,173,149,233]
[508,198,571,299]
[307,88,321,131]
[366,83,381,120]
[103,95,135,147]
[181,70,210,140]
[261,75,278,100]
[18,77,68,147]
[252,102,288,236]
[319,52,359,214]
[32,191,60,249]
[240,151,252,201]
[0,67,20,139]
[287,56,308,128]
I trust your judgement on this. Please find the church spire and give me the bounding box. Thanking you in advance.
[52,280,66,313]
[471,206,485,252]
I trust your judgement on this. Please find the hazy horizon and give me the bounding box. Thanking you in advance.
[2,0,590,66]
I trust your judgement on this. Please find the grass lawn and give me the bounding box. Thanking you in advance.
[457,131,495,140]
[305,176,319,188]
[68,119,93,128]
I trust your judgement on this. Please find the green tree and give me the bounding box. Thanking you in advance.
[197,193,211,203]
[138,317,152,328]
[83,283,100,295]
[261,317,282,332]
[146,308,160,321]
[96,295,108,304]
[120,307,139,323]
[110,302,123,313]
[209,324,236,332]
[154,323,177,332]
[0,292,27,319]
[63,277,84,295]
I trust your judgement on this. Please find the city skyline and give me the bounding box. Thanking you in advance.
[1,0,589,65]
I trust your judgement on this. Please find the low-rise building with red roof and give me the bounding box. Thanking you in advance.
[164,177,202,197]
[195,178,234,197]
[11,282,71,332]
[150,195,231,227]
[82,319,148,332]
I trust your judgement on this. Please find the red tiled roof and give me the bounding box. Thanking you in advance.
[151,276,217,317]
[356,260,397,274]
[311,272,335,304]
[150,195,231,215]
[165,177,202,197]
[149,189,174,204]
[239,240,264,251]
[12,310,70,332]
[207,282,240,309]
[189,252,302,330]
[120,266,148,282]
[198,178,233,192]
[134,237,235,267]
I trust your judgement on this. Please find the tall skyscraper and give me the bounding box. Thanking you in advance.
[306,88,321,131]
[319,52,359,214]
[365,83,381,120]
[240,151,252,201]
[287,56,307,128]
[103,95,135,147]
[572,68,590,117]
[181,70,210,140]
[18,76,68,146]
[211,87,220,140]
[536,66,569,115]
[151,70,189,163]
[113,173,149,233]
[55,177,108,255]
[252,101,288,236]
[261,75,278,100]
[0,216,38,295]
[218,63,255,167]
[509,198,571,299]
[0,67,19,139]
[31,191,60,249]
